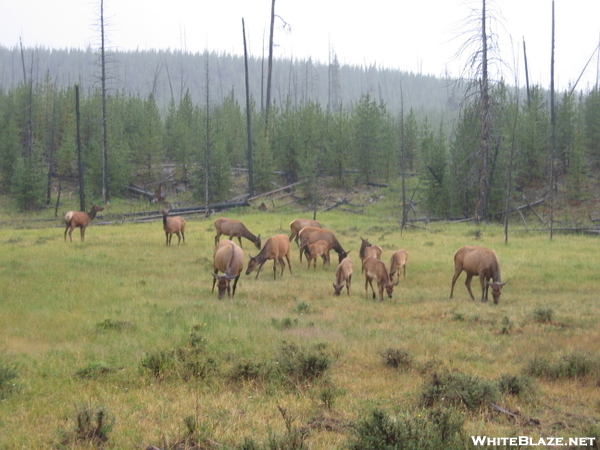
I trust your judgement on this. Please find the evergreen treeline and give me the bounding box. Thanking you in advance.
[1,45,599,220]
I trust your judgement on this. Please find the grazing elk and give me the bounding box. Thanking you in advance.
[289,218,321,247]
[450,245,506,304]
[389,249,409,282]
[64,204,104,242]
[212,240,244,299]
[298,226,348,264]
[306,239,330,269]
[214,217,261,250]
[363,256,399,301]
[245,234,292,280]
[333,256,353,296]
[162,209,186,246]
[359,237,383,272]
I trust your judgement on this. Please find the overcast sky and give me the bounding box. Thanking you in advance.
[2,0,599,91]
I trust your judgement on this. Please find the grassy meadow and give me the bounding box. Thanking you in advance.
[0,203,599,449]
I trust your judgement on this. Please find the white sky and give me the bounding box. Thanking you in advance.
[2,0,599,91]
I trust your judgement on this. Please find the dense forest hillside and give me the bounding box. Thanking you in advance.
[1,44,599,228]
[0,45,461,118]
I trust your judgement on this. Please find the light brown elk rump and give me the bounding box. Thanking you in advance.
[389,249,408,282]
[289,218,321,247]
[212,240,244,299]
[64,204,104,242]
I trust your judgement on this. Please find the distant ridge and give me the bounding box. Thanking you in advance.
[0,45,463,117]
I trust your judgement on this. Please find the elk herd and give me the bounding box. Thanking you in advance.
[62,207,506,304]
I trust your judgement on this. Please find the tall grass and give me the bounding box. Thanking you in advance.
[0,208,599,448]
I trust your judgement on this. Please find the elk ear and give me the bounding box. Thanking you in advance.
[393,281,400,287]
[211,273,219,279]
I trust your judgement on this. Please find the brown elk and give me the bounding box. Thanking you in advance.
[212,240,244,299]
[64,204,104,242]
[306,239,330,269]
[333,256,353,296]
[298,226,348,264]
[289,218,321,247]
[245,234,292,280]
[450,245,506,304]
[162,210,186,246]
[359,237,382,272]
[214,217,261,249]
[389,249,409,282]
[363,256,398,301]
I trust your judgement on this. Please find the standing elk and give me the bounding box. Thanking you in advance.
[389,249,409,282]
[289,218,321,247]
[212,240,244,299]
[333,256,353,296]
[162,210,186,246]
[64,204,104,242]
[214,217,261,249]
[363,256,398,301]
[298,226,348,264]
[245,234,292,280]
[359,237,383,272]
[306,239,330,269]
[450,245,506,304]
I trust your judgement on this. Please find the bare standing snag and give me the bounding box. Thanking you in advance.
[450,245,506,304]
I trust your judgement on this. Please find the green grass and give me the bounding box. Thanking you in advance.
[0,207,599,449]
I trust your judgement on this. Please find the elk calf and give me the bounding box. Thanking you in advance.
[298,226,348,264]
[212,240,244,299]
[64,204,104,242]
[306,240,330,268]
[363,256,398,301]
[333,257,353,296]
[162,210,186,246]
[389,249,409,282]
[450,245,506,304]
[245,234,292,280]
[214,217,261,249]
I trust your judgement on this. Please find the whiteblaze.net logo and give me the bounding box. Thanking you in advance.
[471,436,597,446]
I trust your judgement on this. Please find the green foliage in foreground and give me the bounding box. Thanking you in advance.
[0,211,599,448]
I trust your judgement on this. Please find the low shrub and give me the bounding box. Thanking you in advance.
[140,347,217,381]
[421,371,499,411]
[533,308,554,323]
[277,341,333,383]
[95,318,135,332]
[379,347,413,370]
[349,408,465,450]
[59,404,113,447]
[497,373,535,397]
[524,352,600,381]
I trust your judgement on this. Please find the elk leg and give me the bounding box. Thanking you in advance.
[255,261,266,279]
[450,269,462,298]
[278,257,286,277]
[81,227,86,242]
[480,275,488,302]
[464,274,475,300]
[231,275,240,297]
[285,254,292,275]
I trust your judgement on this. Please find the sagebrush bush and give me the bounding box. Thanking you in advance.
[75,362,114,379]
[497,374,535,397]
[59,405,113,447]
[277,341,333,383]
[349,408,465,450]
[533,308,554,323]
[140,347,217,381]
[421,371,499,411]
[379,347,413,370]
